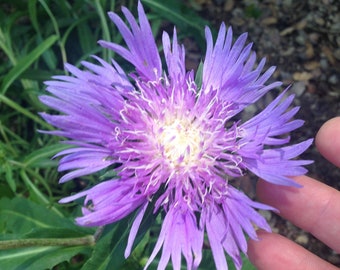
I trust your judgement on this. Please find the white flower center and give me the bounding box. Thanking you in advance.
[158,118,202,168]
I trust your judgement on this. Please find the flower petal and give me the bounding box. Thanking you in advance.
[99,1,162,81]
[144,206,204,270]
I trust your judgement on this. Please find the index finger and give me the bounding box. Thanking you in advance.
[256,175,340,253]
[316,117,340,168]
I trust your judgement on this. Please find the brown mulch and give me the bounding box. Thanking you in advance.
[186,0,340,267]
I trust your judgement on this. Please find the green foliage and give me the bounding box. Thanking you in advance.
[0,197,94,269]
[0,0,256,269]
[1,246,89,270]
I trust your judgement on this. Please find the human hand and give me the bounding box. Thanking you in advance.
[248,117,340,270]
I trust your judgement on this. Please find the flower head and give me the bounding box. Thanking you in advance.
[40,2,313,269]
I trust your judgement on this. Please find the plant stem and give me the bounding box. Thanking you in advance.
[0,235,95,250]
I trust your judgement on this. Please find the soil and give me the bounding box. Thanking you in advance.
[188,0,340,267]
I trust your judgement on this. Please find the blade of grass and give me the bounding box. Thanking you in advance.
[20,169,63,217]
[28,0,39,33]
[0,11,25,65]
[28,0,58,70]
[60,14,96,56]
[94,0,113,61]
[4,164,16,192]
[0,35,58,95]
[23,144,71,168]
[0,122,20,156]
[38,0,67,65]
[0,94,51,129]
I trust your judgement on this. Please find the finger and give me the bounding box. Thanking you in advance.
[256,176,340,253]
[248,230,338,270]
[316,117,340,168]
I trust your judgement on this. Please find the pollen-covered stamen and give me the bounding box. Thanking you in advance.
[156,117,204,169]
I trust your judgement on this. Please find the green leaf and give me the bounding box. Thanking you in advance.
[0,184,14,200]
[0,197,84,233]
[81,221,129,270]
[77,20,96,54]
[122,232,150,269]
[242,258,257,270]
[0,197,94,270]
[24,227,93,239]
[198,244,256,270]
[28,0,39,33]
[23,143,71,168]
[4,164,16,192]
[0,35,58,94]
[82,205,156,270]
[0,246,89,270]
[20,68,59,81]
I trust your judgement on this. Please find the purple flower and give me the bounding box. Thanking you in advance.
[40,2,312,270]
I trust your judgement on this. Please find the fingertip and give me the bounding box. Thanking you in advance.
[315,117,340,168]
[248,230,338,270]
[247,230,271,268]
[248,230,302,270]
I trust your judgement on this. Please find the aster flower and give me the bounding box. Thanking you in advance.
[40,2,313,270]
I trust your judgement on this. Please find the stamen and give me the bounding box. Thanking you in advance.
[156,117,203,169]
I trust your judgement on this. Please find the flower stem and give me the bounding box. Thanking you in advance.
[0,235,95,250]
